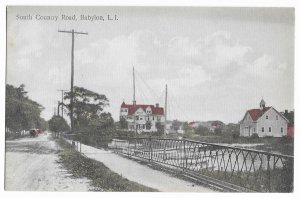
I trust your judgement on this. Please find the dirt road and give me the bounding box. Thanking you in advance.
[5,133,92,191]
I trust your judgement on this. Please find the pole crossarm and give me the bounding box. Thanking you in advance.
[58,30,88,35]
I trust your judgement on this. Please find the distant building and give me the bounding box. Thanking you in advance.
[120,101,165,133]
[165,120,185,134]
[189,120,224,132]
[239,99,289,137]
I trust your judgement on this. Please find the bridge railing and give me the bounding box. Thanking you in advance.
[110,137,293,192]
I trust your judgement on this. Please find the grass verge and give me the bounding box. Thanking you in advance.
[56,138,158,192]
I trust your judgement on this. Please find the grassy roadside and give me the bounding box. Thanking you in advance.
[56,138,158,192]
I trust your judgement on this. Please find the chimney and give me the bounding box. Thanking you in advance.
[285,110,288,114]
[156,103,159,107]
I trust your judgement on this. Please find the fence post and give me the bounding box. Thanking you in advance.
[149,136,152,161]
[183,139,187,170]
[267,154,271,192]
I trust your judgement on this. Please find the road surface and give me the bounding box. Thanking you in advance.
[5,133,92,191]
[5,132,213,192]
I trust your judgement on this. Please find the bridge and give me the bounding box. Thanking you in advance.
[109,137,293,192]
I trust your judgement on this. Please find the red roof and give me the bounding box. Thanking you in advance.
[247,107,271,121]
[121,102,164,115]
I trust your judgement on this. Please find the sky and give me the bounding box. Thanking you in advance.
[6,6,294,124]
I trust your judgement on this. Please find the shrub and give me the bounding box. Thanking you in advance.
[250,133,259,139]
[232,131,240,139]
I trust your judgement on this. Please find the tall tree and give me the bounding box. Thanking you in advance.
[64,86,110,130]
[6,84,44,131]
[48,115,70,133]
[64,86,115,146]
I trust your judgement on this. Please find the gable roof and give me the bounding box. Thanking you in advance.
[242,106,289,123]
[247,107,271,121]
[121,102,164,116]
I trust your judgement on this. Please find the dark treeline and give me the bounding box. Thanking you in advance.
[5,84,48,132]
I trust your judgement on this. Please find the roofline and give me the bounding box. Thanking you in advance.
[240,111,254,123]
[256,106,289,123]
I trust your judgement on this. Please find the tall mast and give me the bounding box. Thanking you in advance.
[164,84,168,138]
[133,67,137,140]
[133,67,136,105]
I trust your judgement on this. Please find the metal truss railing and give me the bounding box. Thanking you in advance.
[110,137,293,192]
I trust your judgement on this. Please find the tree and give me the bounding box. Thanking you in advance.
[195,125,209,135]
[119,117,128,129]
[64,86,110,130]
[64,86,115,147]
[155,122,164,136]
[171,120,181,132]
[5,84,44,131]
[48,115,70,133]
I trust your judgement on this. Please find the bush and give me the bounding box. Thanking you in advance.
[215,128,222,135]
[250,133,259,139]
[232,131,240,139]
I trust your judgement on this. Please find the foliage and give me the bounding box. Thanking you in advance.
[155,122,164,136]
[48,115,70,133]
[64,86,110,128]
[119,117,128,129]
[250,133,259,139]
[5,84,44,131]
[171,120,181,132]
[37,117,49,131]
[195,125,210,136]
[214,127,222,135]
[64,86,115,147]
[232,131,240,139]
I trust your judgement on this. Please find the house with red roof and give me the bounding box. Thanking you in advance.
[240,99,289,137]
[120,101,165,133]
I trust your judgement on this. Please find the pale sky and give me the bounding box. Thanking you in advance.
[6,6,294,124]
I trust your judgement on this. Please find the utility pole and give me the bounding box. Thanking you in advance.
[164,84,167,138]
[57,89,68,119]
[57,101,60,116]
[58,29,88,134]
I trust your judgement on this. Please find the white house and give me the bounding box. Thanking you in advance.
[120,101,165,133]
[240,99,289,137]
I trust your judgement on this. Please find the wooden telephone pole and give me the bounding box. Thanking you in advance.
[57,89,68,119]
[58,29,88,133]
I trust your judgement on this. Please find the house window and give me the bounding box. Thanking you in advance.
[153,116,155,121]
[253,128,256,132]
[125,109,127,112]
[276,115,278,120]
[269,127,272,132]
[281,127,283,133]
[136,116,139,120]
[158,116,161,121]
[140,117,143,120]
[262,127,264,132]
[266,115,268,119]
